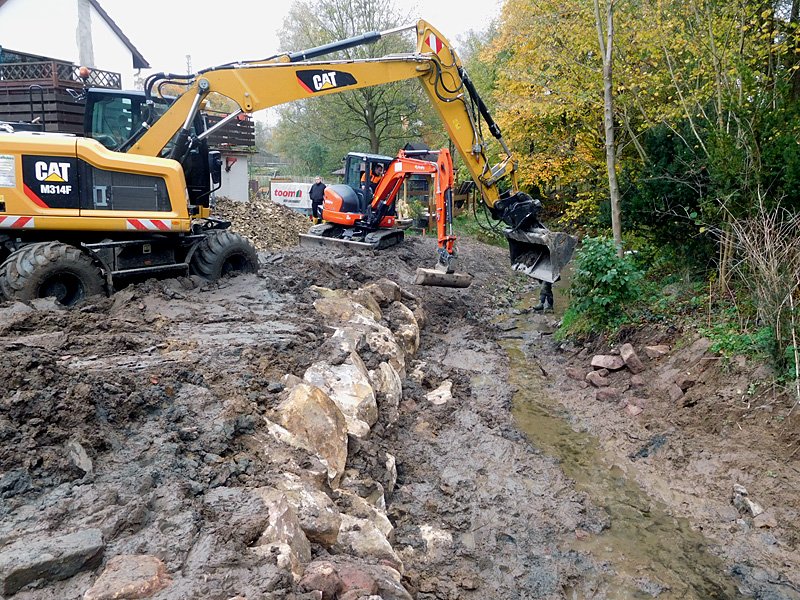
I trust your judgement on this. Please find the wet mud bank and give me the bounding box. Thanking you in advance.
[1,234,797,599]
[503,290,800,599]
[0,238,600,599]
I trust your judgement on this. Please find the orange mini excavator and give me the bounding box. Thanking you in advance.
[300,147,472,287]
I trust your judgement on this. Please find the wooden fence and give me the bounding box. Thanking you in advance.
[0,60,121,133]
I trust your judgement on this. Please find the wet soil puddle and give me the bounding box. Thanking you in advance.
[496,292,746,599]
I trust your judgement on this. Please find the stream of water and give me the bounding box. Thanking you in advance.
[500,287,747,599]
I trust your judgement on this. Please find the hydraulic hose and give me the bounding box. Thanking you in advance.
[458,66,502,141]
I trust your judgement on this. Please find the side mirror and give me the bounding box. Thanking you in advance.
[208,150,222,185]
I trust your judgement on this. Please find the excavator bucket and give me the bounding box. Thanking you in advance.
[506,227,577,283]
[298,222,405,251]
[414,266,473,288]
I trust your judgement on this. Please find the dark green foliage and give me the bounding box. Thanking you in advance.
[619,121,717,274]
[563,236,643,332]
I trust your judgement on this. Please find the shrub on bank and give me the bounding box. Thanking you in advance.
[560,236,643,336]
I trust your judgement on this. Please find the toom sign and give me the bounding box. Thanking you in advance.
[270,181,312,212]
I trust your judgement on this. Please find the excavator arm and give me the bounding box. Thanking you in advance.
[130,22,507,207]
[124,20,574,283]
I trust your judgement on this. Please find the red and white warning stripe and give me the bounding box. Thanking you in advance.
[0,216,34,229]
[426,33,444,54]
[126,218,171,231]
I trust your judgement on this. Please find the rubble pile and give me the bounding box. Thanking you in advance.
[0,274,437,599]
[212,196,311,251]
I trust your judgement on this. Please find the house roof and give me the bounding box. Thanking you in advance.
[0,0,150,69]
[87,0,150,69]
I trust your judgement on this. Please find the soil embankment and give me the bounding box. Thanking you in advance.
[1,200,798,599]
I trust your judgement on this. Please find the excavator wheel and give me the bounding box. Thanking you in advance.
[190,230,258,280]
[0,242,105,306]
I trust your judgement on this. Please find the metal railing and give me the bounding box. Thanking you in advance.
[0,61,121,89]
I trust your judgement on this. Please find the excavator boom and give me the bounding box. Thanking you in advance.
[0,19,572,306]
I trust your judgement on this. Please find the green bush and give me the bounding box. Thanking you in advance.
[563,236,643,333]
[702,323,774,359]
[453,213,508,247]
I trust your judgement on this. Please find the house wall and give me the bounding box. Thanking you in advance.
[82,2,139,88]
[216,155,250,202]
[0,0,139,89]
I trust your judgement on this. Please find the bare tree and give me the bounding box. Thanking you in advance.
[594,0,622,256]
[276,0,431,155]
[728,196,800,404]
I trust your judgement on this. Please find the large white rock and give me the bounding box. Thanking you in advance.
[304,352,378,429]
[274,473,342,548]
[337,490,394,541]
[366,326,406,379]
[349,288,383,320]
[369,362,402,425]
[251,542,304,581]
[333,515,403,573]
[273,383,348,487]
[388,301,420,356]
[361,279,402,306]
[331,327,367,354]
[252,489,312,570]
[313,295,378,325]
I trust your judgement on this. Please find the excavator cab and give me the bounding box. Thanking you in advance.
[322,152,393,219]
[344,153,393,209]
[83,89,214,210]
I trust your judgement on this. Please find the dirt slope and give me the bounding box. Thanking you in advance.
[0,201,798,599]
[532,326,800,599]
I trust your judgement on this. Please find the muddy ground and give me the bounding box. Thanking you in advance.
[0,201,799,599]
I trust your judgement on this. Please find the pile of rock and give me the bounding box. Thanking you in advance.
[566,342,669,415]
[1,278,427,600]
[255,278,426,598]
[212,196,312,251]
[260,280,421,588]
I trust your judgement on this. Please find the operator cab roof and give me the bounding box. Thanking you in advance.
[347,152,395,162]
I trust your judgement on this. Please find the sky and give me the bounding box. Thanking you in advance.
[99,0,502,76]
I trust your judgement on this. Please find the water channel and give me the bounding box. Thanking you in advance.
[499,287,747,599]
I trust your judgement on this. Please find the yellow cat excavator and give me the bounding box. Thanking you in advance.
[0,20,574,303]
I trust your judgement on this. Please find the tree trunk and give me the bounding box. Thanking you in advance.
[790,0,800,101]
[595,0,622,256]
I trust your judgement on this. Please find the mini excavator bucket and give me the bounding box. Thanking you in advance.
[414,264,473,288]
[506,227,577,283]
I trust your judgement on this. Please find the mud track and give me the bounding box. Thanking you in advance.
[1,230,798,599]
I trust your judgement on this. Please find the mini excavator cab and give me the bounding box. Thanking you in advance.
[321,152,395,227]
[343,153,393,208]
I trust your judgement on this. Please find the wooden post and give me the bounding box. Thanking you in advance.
[49,61,58,89]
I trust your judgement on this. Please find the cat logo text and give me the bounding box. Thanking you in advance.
[296,70,358,94]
